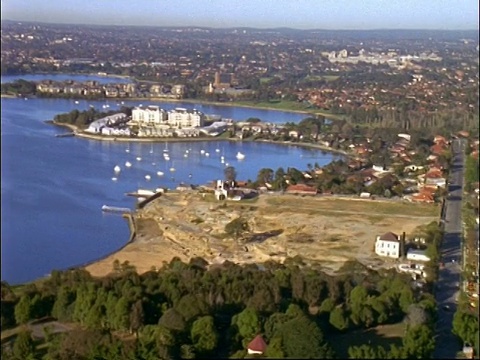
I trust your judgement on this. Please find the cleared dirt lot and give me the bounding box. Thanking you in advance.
[86,192,440,277]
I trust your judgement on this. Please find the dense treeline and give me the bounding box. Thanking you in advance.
[1,259,438,359]
[53,107,132,129]
[0,79,37,96]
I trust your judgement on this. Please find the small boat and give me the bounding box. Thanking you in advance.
[152,162,156,165]
[125,149,130,153]
[220,156,225,160]
[74,100,79,104]
[205,152,210,157]
[136,157,142,161]
[236,152,245,160]
[200,150,205,155]
[157,171,164,176]
[215,148,220,153]
[111,177,118,181]
[114,165,121,173]
[102,205,131,213]
[184,154,188,158]
[125,161,132,167]
[169,166,176,172]
[145,175,151,181]
[221,158,225,164]
[149,144,154,154]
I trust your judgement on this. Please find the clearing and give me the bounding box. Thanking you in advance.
[85,192,439,277]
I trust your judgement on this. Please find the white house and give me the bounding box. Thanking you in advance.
[375,232,401,258]
[406,249,431,262]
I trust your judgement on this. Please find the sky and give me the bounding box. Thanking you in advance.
[1,0,478,30]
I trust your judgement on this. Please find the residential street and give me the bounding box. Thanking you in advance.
[433,139,466,359]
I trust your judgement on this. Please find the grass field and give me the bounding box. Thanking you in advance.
[327,322,405,358]
[264,196,440,218]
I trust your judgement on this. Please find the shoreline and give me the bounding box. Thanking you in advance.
[51,120,351,157]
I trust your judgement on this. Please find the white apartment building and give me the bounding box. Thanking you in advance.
[131,105,168,125]
[131,106,204,129]
[167,108,205,128]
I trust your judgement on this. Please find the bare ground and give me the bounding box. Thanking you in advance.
[85,192,439,277]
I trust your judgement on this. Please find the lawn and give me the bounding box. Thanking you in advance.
[265,196,440,218]
[327,322,405,358]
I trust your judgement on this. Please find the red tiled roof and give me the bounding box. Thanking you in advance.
[248,335,267,353]
[286,184,317,194]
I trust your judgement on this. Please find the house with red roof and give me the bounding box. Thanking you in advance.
[247,335,268,355]
[286,184,317,195]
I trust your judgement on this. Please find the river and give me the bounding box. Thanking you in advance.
[1,74,341,284]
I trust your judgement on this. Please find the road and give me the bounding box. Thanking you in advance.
[433,138,466,359]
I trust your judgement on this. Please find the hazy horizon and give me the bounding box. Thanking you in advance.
[1,0,478,31]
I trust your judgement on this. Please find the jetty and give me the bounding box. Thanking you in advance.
[101,205,131,214]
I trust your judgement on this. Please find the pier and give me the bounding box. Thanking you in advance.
[101,205,131,214]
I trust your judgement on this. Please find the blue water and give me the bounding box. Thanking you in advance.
[1,76,339,285]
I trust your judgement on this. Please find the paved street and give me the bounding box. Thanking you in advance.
[433,139,466,359]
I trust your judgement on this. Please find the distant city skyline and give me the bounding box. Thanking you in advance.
[1,0,479,30]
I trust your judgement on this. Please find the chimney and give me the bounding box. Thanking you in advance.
[400,232,406,258]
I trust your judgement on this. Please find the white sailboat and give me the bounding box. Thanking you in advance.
[136,156,142,161]
[236,152,245,160]
[145,175,151,181]
[215,148,220,153]
[149,143,154,154]
[111,177,118,181]
[125,161,132,167]
[114,165,121,173]
[157,171,164,176]
[169,161,176,172]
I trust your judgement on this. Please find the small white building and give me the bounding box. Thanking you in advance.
[406,249,431,262]
[375,232,401,258]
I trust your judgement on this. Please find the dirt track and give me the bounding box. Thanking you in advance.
[85,191,439,277]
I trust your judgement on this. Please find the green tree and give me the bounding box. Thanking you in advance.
[231,307,260,344]
[264,312,290,341]
[402,324,435,359]
[190,316,218,354]
[452,311,479,346]
[158,308,187,333]
[278,315,333,358]
[12,330,35,360]
[348,344,387,359]
[256,168,274,185]
[14,295,32,324]
[52,286,74,322]
[174,294,209,323]
[329,306,350,331]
